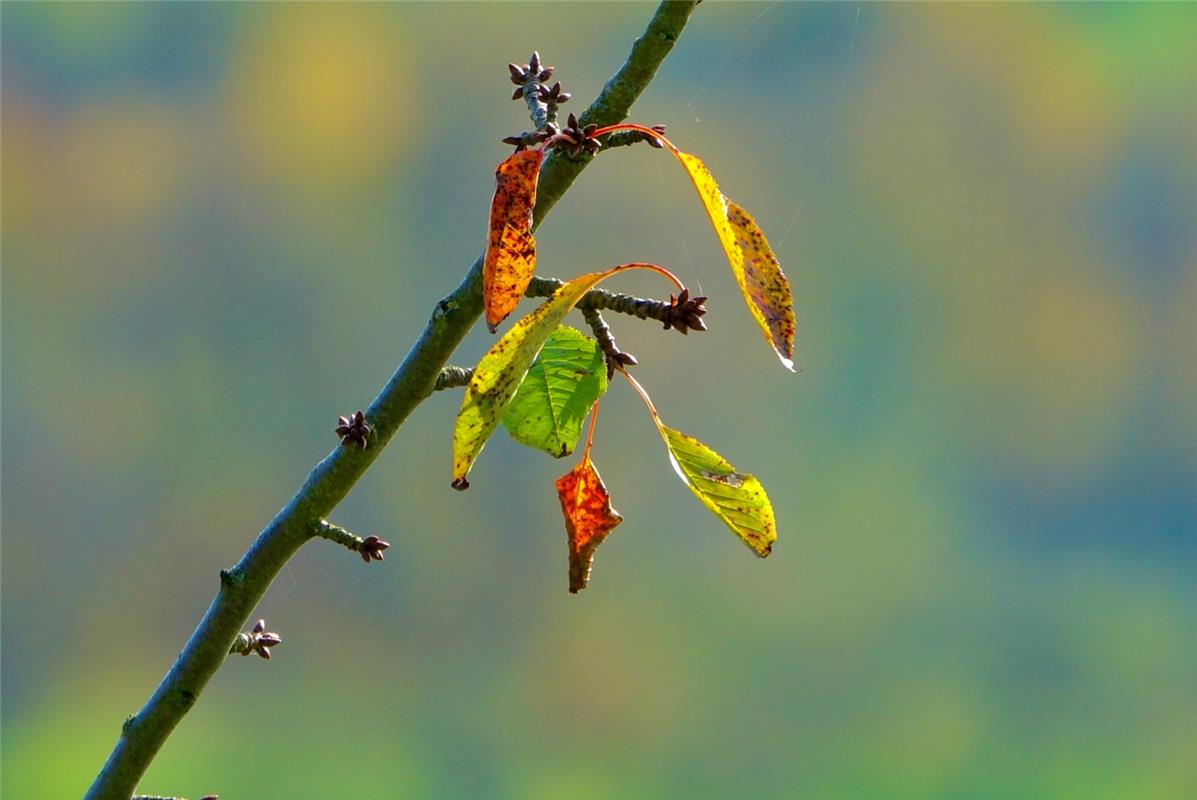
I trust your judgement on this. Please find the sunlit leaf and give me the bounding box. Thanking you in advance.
[674,150,796,371]
[725,198,796,368]
[455,262,681,487]
[660,425,776,557]
[619,370,777,557]
[556,453,623,593]
[483,149,543,333]
[501,325,608,458]
[453,268,632,488]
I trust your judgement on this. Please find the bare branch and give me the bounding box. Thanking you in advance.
[83,4,699,798]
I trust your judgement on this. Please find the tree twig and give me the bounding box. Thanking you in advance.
[581,306,638,378]
[528,275,676,320]
[83,4,698,798]
[312,520,391,563]
[435,365,474,390]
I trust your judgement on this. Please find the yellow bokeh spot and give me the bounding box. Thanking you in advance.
[229,6,411,186]
[946,261,1143,477]
[919,5,1118,171]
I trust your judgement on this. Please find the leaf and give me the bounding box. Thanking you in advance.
[452,269,615,488]
[501,326,608,458]
[454,262,679,487]
[618,370,777,557]
[673,150,796,371]
[556,454,623,593]
[725,199,796,369]
[660,424,776,557]
[483,149,543,333]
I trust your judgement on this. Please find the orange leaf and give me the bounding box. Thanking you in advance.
[555,454,623,593]
[483,149,543,333]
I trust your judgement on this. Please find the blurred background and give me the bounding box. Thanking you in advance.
[3,3,1195,798]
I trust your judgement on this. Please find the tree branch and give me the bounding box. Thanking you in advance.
[526,275,702,328]
[435,365,474,390]
[83,3,698,798]
[312,520,391,562]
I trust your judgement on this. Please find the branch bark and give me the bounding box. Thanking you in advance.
[83,3,698,798]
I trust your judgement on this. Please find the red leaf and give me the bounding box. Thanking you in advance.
[555,455,622,593]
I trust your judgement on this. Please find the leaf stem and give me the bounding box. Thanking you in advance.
[601,261,686,294]
[591,122,680,155]
[618,368,663,424]
[582,399,601,462]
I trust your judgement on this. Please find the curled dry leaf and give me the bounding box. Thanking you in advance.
[483,149,543,333]
[556,453,623,593]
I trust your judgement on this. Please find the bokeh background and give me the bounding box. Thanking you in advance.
[4,3,1196,798]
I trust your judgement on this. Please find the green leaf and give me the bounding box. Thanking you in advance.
[453,264,668,488]
[660,424,776,557]
[501,326,608,458]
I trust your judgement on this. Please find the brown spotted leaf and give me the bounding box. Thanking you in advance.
[556,453,623,593]
[726,198,796,369]
[674,151,796,371]
[453,263,678,488]
[483,149,543,333]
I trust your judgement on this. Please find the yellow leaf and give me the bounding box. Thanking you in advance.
[483,149,542,333]
[726,198,796,369]
[453,265,679,488]
[620,370,777,558]
[675,151,796,371]
[660,424,776,557]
